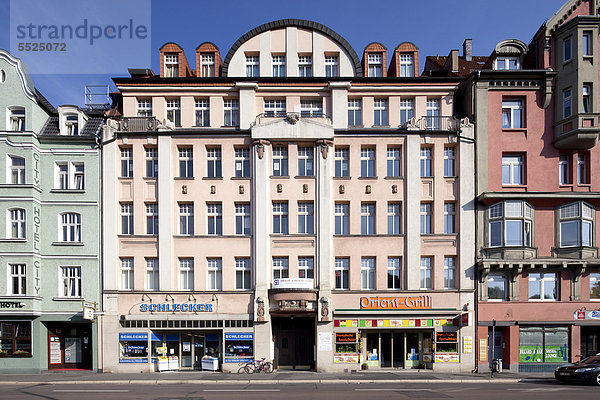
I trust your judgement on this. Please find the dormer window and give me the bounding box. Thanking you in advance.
[368,53,383,77]
[298,56,312,77]
[164,53,179,77]
[9,107,25,131]
[325,55,339,77]
[399,54,415,77]
[65,115,79,136]
[200,54,215,77]
[246,55,259,77]
[495,56,520,70]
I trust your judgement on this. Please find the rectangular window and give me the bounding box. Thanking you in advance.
[368,53,383,77]
[335,147,349,177]
[206,147,222,178]
[9,108,25,131]
[9,264,26,295]
[563,88,572,119]
[387,202,401,235]
[559,202,593,247]
[348,99,362,126]
[224,99,240,127]
[200,54,215,77]
[335,258,349,289]
[57,163,69,189]
[0,321,31,357]
[272,145,288,176]
[563,36,572,63]
[528,272,558,301]
[73,163,84,190]
[583,85,591,113]
[373,99,389,126]
[246,55,259,77]
[235,258,251,290]
[297,202,314,234]
[502,100,523,128]
[420,203,432,234]
[120,258,133,290]
[272,55,286,77]
[495,56,520,70]
[577,154,587,184]
[145,147,158,178]
[234,148,250,178]
[60,212,81,242]
[120,203,133,235]
[590,272,600,300]
[360,147,376,177]
[10,156,25,184]
[195,98,210,127]
[297,146,314,177]
[583,32,592,56]
[335,203,349,235]
[443,146,455,177]
[299,99,322,118]
[502,155,524,185]
[487,273,508,300]
[387,257,401,289]
[444,203,456,234]
[420,147,432,177]
[235,257,251,290]
[166,99,181,127]
[235,203,251,235]
[179,258,194,291]
[207,203,222,235]
[178,147,193,178]
[325,55,339,77]
[65,115,79,136]
[420,257,432,289]
[361,203,375,235]
[426,99,440,130]
[60,266,81,297]
[179,203,194,235]
[145,204,158,235]
[559,154,570,185]
[387,147,401,177]
[444,256,456,289]
[361,257,375,290]
[399,98,414,126]
[298,55,312,77]
[9,208,26,239]
[137,99,152,117]
[399,54,415,77]
[264,99,286,117]
[120,147,133,178]
[298,257,314,279]
[273,202,289,234]
[272,257,289,280]
[207,258,222,290]
[164,53,179,77]
[145,258,159,291]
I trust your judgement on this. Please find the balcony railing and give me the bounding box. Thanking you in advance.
[253,112,331,126]
[554,113,600,149]
[404,116,460,131]
[119,117,159,132]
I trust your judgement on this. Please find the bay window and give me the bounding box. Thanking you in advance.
[559,202,593,247]
[488,201,533,247]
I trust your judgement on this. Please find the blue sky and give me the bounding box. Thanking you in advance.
[1,0,567,108]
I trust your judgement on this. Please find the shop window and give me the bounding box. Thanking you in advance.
[0,321,31,357]
[119,333,148,363]
[519,327,568,364]
[334,332,359,363]
[224,333,253,363]
[435,331,458,358]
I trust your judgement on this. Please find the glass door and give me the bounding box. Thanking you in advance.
[380,332,392,367]
[406,332,419,368]
[366,332,379,367]
[193,334,205,370]
[392,332,404,368]
[181,334,192,368]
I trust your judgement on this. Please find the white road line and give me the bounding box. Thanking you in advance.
[203,389,281,392]
[507,388,582,392]
[53,389,130,393]
[355,388,433,391]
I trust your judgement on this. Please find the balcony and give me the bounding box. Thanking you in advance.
[118,117,159,132]
[404,116,460,131]
[253,112,332,127]
[554,113,600,149]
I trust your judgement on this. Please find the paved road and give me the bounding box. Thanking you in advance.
[2,381,599,400]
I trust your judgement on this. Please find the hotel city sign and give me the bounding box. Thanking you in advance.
[360,296,432,310]
[140,303,213,312]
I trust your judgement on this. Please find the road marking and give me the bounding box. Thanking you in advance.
[53,389,130,393]
[507,388,583,392]
[355,388,432,391]
[203,389,280,392]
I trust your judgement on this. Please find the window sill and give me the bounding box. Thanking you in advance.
[53,297,84,301]
[142,177,157,181]
[501,128,527,133]
[371,125,391,128]
[333,176,351,180]
[174,177,194,180]
[501,184,527,189]
[202,177,223,180]
[270,175,290,179]
[52,241,84,246]
[231,176,251,180]
[294,175,315,179]
[50,189,86,194]
[358,176,378,180]
[220,125,240,129]
[118,177,133,180]
[384,176,404,180]
[0,238,26,242]
[348,125,364,128]
[118,234,159,238]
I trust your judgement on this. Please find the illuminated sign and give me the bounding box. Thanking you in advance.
[335,332,357,343]
[359,296,431,310]
[139,303,213,312]
[436,332,458,342]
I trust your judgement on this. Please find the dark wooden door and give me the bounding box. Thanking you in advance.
[273,317,315,370]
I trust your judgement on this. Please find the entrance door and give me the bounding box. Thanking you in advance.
[582,327,600,358]
[193,334,205,370]
[406,332,419,368]
[488,329,503,364]
[272,317,315,370]
[393,332,404,368]
[380,332,392,367]
[47,323,92,370]
[181,334,192,368]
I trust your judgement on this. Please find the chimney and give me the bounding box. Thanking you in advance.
[450,50,459,72]
[463,38,472,62]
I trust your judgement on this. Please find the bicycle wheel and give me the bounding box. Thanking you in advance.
[237,364,249,374]
[263,361,274,373]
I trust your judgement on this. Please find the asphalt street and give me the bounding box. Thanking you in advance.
[2,381,599,400]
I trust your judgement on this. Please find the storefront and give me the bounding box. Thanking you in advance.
[47,322,93,370]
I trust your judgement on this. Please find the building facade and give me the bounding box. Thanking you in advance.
[102,20,476,373]
[0,50,102,372]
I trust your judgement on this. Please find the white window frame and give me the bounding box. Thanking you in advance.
[235,203,251,235]
[145,258,159,291]
[559,201,594,248]
[60,266,81,298]
[583,85,592,114]
[399,53,414,77]
[8,107,26,131]
[502,155,524,185]
[387,202,401,235]
[444,256,456,289]
[420,203,432,234]
[272,145,288,176]
[399,98,414,126]
[387,147,401,177]
[360,147,375,177]
[179,203,194,236]
[9,263,26,295]
[361,203,375,235]
[200,54,215,77]
[297,202,314,234]
[145,147,158,178]
[207,203,222,236]
[420,257,432,290]
[8,208,26,239]
[559,154,570,185]
[64,114,79,136]
[487,273,508,301]
[272,55,286,77]
[298,55,312,77]
[590,272,600,300]
[235,258,251,290]
[179,258,194,291]
[120,147,133,178]
[9,155,25,184]
[59,212,81,242]
[272,257,289,280]
[488,200,534,247]
[298,257,314,279]
[361,257,375,290]
[55,162,68,189]
[120,203,133,235]
[444,146,455,177]
[578,154,587,184]
[234,148,250,178]
[420,147,432,177]
[207,258,222,290]
[166,99,181,127]
[223,99,239,127]
[120,258,133,291]
[444,202,456,234]
[528,272,558,301]
[373,99,388,126]
[137,99,152,117]
[348,99,362,126]
[164,53,179,77]
[335,203,349,235]
[297,146,314,177]
[335,258,349,290]
[264,99,286,118]
[334,147,349,177]
[145,203,158,235]
[194,98,210,127]
[495,56,520,70]
[206,147,222,178]
[387,257,401,290]
[368,53,383,77]
[300,100,323,118]
[245,55,259,77]
[325,55,339,77]
[178,147,193,178]
[502,100,523,129]
[273,202,288,234]
[426,99,440,130]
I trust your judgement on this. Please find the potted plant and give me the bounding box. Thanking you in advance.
[361,362,368,370]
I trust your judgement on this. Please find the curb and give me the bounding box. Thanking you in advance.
[0,378,548,385]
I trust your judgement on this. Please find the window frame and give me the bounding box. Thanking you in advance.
[297,146,314,177]
[234,148,250,178]
[223,99,240,127]
[235,203,251,236]
[194,98,210,127]
[145,203,158,235]
[367,53,383,77]
[179,258,194,291]
[334,147,349,177]
[559,154,570,185]
[235,258,251,290]
[206,147,222,178]
[178,147,194,178]
[444,202,456,234]
[8,208,26,239]
[420,147,432,178]
[272,201,289,234]
[245,55,260,77]
[443,256,456,289]
[361,257,375,290]
[200,53,215,77]
[360,203,376,235]
[207,203,223,236]
[426,99,440,130]
[528,272,558,301]
[0,321,32,357]
[179,203,194,236]
[166,98,181,127]
[298,55,312,77]
[9,263,26,295]
[501,154,524,185]
[373,99,389,126]
[8,107,26,131]
[272,145,289,176]
[563,36,572,63]
[272,55,286,77]
[207,258,222,291]
[137,99,152,117]
[487,200,534,248]
[335,257,349,290]
[495,56,520,70]
[120,258,133,291]
[420,203,432,235]
[558,201,594,248]
[487,273,508,301]
[360,147,376,177]
[387,202,401,235]
[387,257,401,290]
[563,88,572,119]
[164,53,179,77]
[325,55,339,77]
[348,99,362,127]
[145,258,159,291]
[272,257,289,280]
[9,155,25,184]
[264,99,286,118]
[120,147,133,178]
[399,53,415,77]
[502,99,524,129]
[59,212,82,242]
[297,202,314,235]
[145,147,158,178]
[420,257,432,290]
[120,203,133,235]
[334,202,349,235]
[298,257,314,279]
[59,266,82,298]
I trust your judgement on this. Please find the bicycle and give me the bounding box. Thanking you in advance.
[237,358,274,374]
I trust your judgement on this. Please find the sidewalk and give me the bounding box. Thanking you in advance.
[0,369,556,385]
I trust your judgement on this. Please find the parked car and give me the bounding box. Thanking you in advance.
[555,355,600,385]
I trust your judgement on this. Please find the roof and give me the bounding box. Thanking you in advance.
[222,19,363,77]
[423,55,488,77]
[39,115,104,137]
